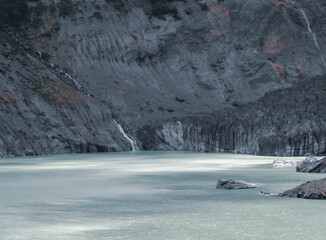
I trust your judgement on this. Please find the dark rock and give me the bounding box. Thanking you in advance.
[91,12,102,20]
[279,178,326,200]
[260,191,270,195]
[40,52,51,61]
[296,157,326,173]
[216,179,257,189]
[175,97,185,103]
[232,101,241,107]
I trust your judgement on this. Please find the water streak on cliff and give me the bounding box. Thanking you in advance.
[114,120,139,151]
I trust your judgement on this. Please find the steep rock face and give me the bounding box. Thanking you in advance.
[296,157,326,173]
[28,0,326,124]
[0,30,131,157]
[1,0,326,157]
[137,77,326,156]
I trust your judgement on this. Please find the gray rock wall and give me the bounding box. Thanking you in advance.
[137,77,326,156]
[0,31,131,157]
[1,0,326,157]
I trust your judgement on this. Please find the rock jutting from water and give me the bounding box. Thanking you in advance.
[273,159,297,168]
[296,156,326,173]
[259,191,271,196]
[216,179,257,189]
[279,178,326,200]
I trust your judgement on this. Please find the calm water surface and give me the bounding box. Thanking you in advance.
[1,151,326,240]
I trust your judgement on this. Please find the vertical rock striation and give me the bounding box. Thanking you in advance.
[137,77,326,156]
[1,0,326,156]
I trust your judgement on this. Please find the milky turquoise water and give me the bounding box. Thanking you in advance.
[1,152,326,240]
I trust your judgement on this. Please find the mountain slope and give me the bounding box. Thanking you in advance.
[1,0,326,157]
[0,30,130,157]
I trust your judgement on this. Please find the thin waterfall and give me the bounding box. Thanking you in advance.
[64,73,91,97]
[299,8,326,65]
[114,120,139,151]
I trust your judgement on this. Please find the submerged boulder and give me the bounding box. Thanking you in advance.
[273,159,297,168]
[259,191,270,195]
[296,156,326,173]
[216,179,257,189]
[279,178,326,200]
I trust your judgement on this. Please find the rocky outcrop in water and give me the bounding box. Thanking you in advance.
[1,0,326,157]
[259,191,271,196]
[279,178,326,199]
[216,179,257,189]
[273,159,297,168]
[296,156,326,173]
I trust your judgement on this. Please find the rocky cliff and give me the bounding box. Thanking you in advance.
[137,76,326,156]
[1,0,326,157]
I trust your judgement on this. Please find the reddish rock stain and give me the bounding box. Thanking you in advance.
[77,123,88,135]
[211,29,220,36]
[296,57,308,71]
[263,35,286,54]
[282,7,287,17]
[269,61,285,78]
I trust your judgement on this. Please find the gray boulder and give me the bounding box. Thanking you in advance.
[216,179,257,189]
[273,159,297,168]
[279,178,326,200]
[296,157,326,173]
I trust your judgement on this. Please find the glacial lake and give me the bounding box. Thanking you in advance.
[1,151,326,240]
